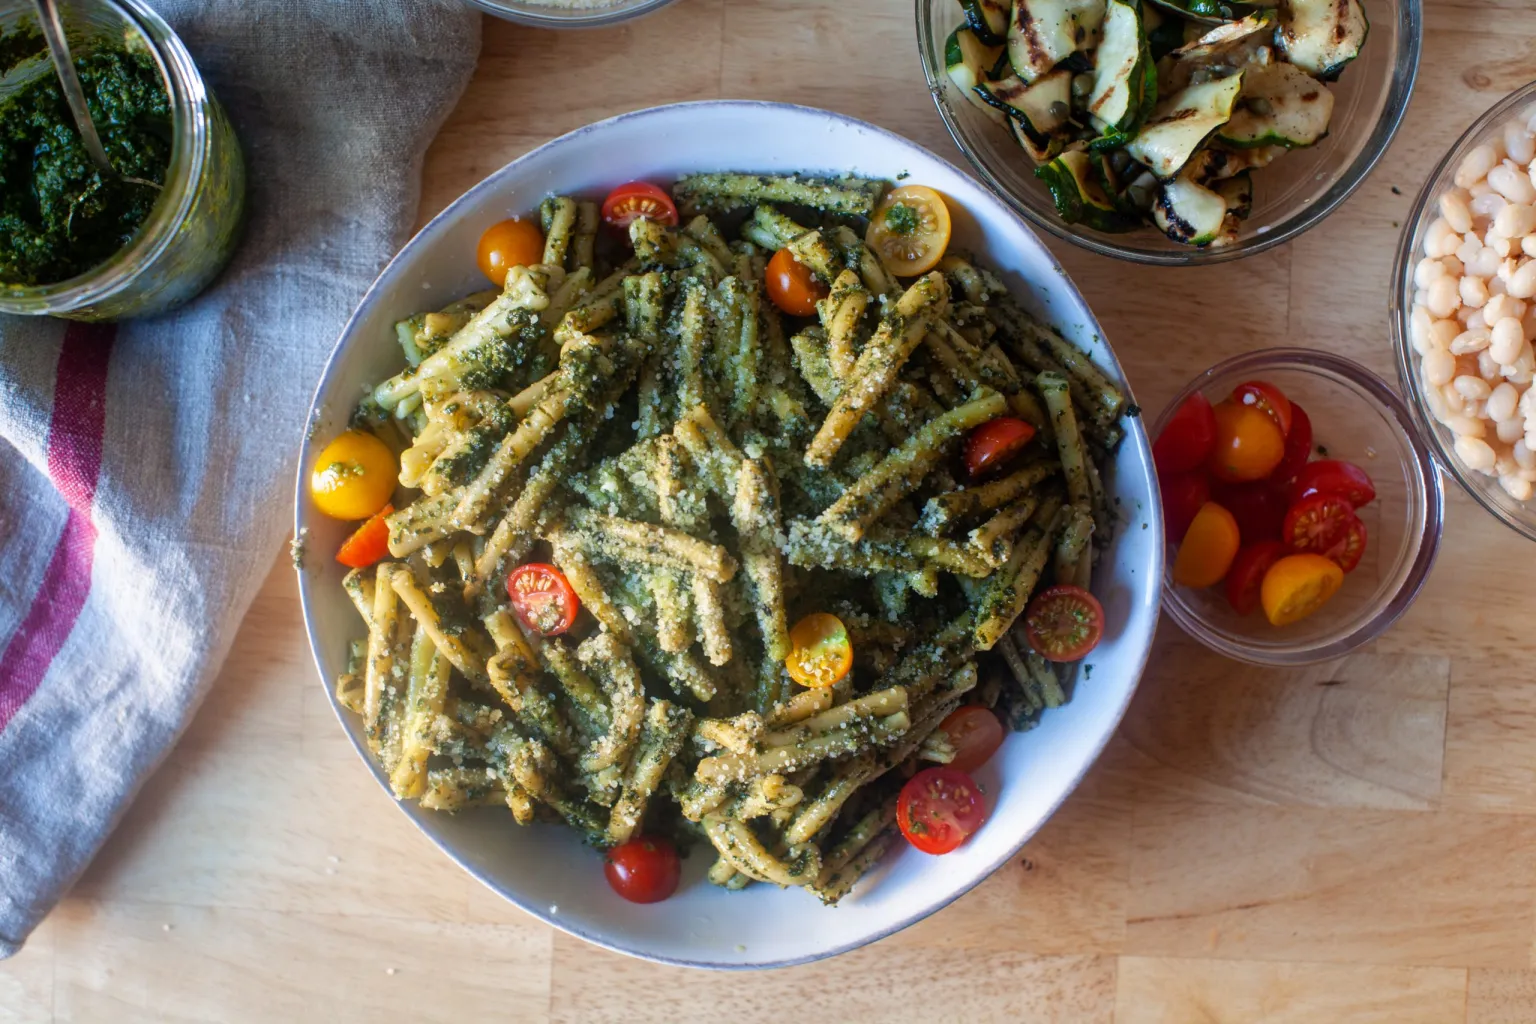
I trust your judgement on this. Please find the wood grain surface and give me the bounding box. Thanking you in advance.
[6,1,1536,1020]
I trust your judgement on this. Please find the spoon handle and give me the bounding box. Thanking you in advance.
[31,0,118,178]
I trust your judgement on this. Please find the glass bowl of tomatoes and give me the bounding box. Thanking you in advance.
[1152,348,1444,665]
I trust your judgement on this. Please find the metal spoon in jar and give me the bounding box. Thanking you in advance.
[30,0,160,191]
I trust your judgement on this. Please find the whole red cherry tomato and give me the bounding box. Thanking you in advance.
[1160,470,1210,544]
[1290,459,1377,509]
[1153,393,1217,475]
[604,836,682,903]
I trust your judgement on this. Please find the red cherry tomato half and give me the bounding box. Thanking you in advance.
[896,766,989,855]
[335,503,393,569]
[1210,480,1288,545]
[601,181,679,229]
[938,705,1005,774]
[1023,584,1105,662]
[764,248,829,317]
[1225,540,1288,615]
[1153,392,1217,475]
[1159,470,1210,545]
[1270,401,1314,483]
[1290,459,1377,509]
[603,836,681,904]
[1282,494,1357,557]
[965,416,1037,478]
[1233,380,1293,437]
[506,562,581,636]
[1318,511,1368,573]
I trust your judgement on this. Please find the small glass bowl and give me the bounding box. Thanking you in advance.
[1155,349,1443,665]
[463,0,678,29]
[1391,81,1536,543]
[0,0,245,320]
[913,0,1422,266]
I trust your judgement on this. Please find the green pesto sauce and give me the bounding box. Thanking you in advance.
[883,201,920,236]
[0,33,171,286]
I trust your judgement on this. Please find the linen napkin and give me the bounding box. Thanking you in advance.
[0,0,480,956]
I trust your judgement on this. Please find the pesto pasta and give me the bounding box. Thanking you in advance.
[328,172,1129,906]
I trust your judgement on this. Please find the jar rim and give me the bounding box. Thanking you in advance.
[0,0,210,314]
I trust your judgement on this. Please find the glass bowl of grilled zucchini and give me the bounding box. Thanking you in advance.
[916,0,1421,264]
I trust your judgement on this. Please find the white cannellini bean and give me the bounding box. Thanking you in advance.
[1424,382,1452,422]
[1516,439,1536,469]
[1447,412,1485,437]
[1479,349,1503,380]
[1502,474,1534,501]
[1432,317,1461,350]
[1461,306,1483,329]
[1496,203,1536,238]
[1510,343,1536,375]
[1509,260,1536,298]
[1425,217,1455,258]
[1457,234,1484,265]
[1462,276,1491,308]
[1490,317,1527,363]
[1441,190,1474,233]
[1488,233,1515,259]
[1524,235,1536,259]
[1457,144,1499,189]
[1489,381,1521,421]
[1423,347,1457,385]
[1452,327,1492,354]
[1497,452,1519,477]
[1523,467,1536,483]
[1508,123,1536,166]
[1470,246,1502,278]
[1428,276,1462,317]
[1497,416,1526,444]
[1471,180,1495,199]
[1415,256,1447,289]
[1456,374,1494,400]
[1472,191,1509,219]
[1522,387,1536,419]
[1491,162,1536,204]
[1442,255,1464,277]
[1490,273,1511,297]
[1456,435,1498,471]
[1410,306,1434,350]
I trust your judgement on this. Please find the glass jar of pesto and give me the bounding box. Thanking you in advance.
[0,0,245,320]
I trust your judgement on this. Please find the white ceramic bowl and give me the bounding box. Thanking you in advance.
[294,100,1163,969]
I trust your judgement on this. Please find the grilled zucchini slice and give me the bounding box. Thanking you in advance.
[1008,0,1107,82]
[980,70,1074,163]
[1126,72,1244,178]
[1036,149,1140,231]
[1218,61,1334,147]
[946,28,1008,123]
[1278,0,1367,79]
[1153,172,1233,245]
[1216,171,1254,220]
[961,0,1011,45]
[1086,0,1148,137]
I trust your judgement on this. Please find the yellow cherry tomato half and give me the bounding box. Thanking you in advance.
[785,612,854,689]
[1207,399,1286,482]
[476,217,545,287]
[1171,501,1241,589]
[865,184,952,277]
[310,430,397,521]
[1260,553,1344,627]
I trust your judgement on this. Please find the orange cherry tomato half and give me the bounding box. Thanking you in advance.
[1023,584,1105,662]
[1207,399,1286,483]
[1290,459,1377,509]
[506,562,580,637]
[764,248,828,317]
[603,836,681,904]
[896,766,988,855]
[336,503,393,569]
[939,705,1005,774]
[1225,539,1287,616]
[1232,380,1293,437]
[785,612,853,688]
[1153,392,1217,475]
[965,416,1037,478]
[1171,501,1241,588]
[1261,553,1344,627]
[476,218,545,286]
[601,181,679,229]
[1270,401,1313,483]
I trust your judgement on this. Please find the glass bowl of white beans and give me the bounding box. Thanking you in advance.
[1159,349,1444,666]
[463,0,677,28]
[1394,81,1536,542]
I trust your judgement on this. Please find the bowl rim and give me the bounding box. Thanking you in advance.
[912,0,1424,266]
[292,98,1163,969]
[1390,80,1536,544]
[461,0,678,29]
[1153,347,1444,665]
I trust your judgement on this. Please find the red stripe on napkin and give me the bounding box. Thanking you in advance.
[0,322,116,730]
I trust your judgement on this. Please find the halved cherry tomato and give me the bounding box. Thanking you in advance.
[785,612,853,688]
[765,248,828,317]
[965,416,1037,478]
[1270,401,1314,483]
[476,218,545,286]
[1282,493,1357,557]
[604,836,681,904]
[1225,540,1288,615]
[1160,470,1210,545]
[1290,459,1377,509]
[866,184,952,276]
[506,563,580,636]
[310,430,397,521]
[1207,399,1286,482]
[896,766,988,855]
[1023,584,1104,662]
[336,503,393,568]
[1317,511,1368,573]
[1172,501,1241,588]
[1153,392,1217,475]
[1210,480,1288,545]
[1233,380,1293,437]
[939,705,1005,774]
[601,181,679,229]
[1261,553,1344,627]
